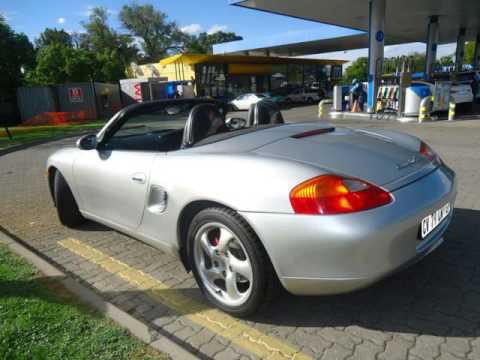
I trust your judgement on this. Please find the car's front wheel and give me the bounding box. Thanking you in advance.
[187,207,276,317]
[54,171,85,228]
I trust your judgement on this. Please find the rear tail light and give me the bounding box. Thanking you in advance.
[419,141,441,164]
[289,175,392,215]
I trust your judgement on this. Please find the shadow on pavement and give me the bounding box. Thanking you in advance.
[66,207,480,340]
[249,208,480,337]
[3,208,479,346]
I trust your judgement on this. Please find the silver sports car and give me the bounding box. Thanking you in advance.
[47,98,457,316]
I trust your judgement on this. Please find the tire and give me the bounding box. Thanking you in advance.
[306,97,314,104]
[187,207,277,317]
[54,171,85,228]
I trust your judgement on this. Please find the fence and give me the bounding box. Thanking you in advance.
[17,82,122,126]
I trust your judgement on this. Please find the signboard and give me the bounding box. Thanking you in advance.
[68,87,84,103]
[433,82,451,112]
[376,30,384,42]
[133,83,142,102]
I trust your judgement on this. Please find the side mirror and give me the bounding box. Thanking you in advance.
[226,117,247,130]
[77,134,98,150]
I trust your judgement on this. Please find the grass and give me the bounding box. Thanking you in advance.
[0,244,169,360]
[0,122,105,150]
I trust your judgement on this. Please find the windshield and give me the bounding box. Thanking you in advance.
[100,98,283,152]
[113,102,195,138]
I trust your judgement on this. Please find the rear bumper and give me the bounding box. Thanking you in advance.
[240,165,457,295]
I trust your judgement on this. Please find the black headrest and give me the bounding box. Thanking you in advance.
[251,99,284,126]
[182,104,227,148]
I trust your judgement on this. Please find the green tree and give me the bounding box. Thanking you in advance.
[0,15,35,99]
[81,6,138,70]
[465,41,476,65]
[119,4,183,62]
[182,31,242,54]
[437,55,454,67]
[119,3,242,59]
[94,49,128,82]
[35,28,72,48]
[26,44,96,85]
[342,57,368,84]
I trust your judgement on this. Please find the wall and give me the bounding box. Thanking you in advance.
[17,82,121,125]
[56,83,97,120]
[94,83,122,118]
[16,87,57,123]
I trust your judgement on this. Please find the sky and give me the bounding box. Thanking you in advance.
[0,0,456,67]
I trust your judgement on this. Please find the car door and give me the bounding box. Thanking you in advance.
[73,102,190,230]
[289,89,301,102]
[74,148,156,230]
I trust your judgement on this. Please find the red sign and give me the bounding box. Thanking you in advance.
[133,83,142,102]
[68,87,84,103]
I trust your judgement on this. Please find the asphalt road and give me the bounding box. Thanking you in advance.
[1,107,480,359]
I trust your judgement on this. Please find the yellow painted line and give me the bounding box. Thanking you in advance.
[59,238,311,360]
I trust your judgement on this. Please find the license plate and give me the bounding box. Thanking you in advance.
[421,203,451,239]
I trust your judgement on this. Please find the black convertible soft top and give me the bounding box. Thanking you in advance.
[101,98,227,141]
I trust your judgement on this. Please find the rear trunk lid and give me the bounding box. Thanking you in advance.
[253,127,436,189]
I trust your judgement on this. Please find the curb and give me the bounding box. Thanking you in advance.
[0,129,97,157]
[0,229,199,360]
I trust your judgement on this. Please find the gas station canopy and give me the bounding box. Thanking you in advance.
[224,33,405,57]
[232,0,480,44]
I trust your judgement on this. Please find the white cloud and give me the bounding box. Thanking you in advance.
[58,17,66,24]
[207,24,228,35]
[181,23,202,35]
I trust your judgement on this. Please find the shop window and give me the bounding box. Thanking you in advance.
[196,63,226,98]
[270,65,288,90]
[287,64,303,87]
[304,65,317,89]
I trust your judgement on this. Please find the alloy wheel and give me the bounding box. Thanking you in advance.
[193,222,253,307]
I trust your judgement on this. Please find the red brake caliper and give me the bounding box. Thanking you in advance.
[208,228,220,247]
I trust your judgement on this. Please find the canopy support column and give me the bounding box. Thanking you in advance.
[455,28,466,72]
[425,16,439,80]
[473,33,480,70]
[367,0,386,113]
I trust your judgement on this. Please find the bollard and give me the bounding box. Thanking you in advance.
[318,99,332,119]
[448,100,456,121]
[418,97,431,123]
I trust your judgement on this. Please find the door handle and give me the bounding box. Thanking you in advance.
[131,173,146,184]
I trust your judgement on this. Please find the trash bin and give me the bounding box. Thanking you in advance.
[333,86,342,111]
[404,83,432,116]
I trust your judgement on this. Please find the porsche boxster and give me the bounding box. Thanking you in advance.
[47,98,457,316]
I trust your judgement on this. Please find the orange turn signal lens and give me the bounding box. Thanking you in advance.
[290,175,392,215]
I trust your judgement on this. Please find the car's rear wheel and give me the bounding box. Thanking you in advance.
[54,171,85,228]
[187,207,276,317]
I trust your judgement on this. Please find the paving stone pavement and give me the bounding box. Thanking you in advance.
[1,110,480,359]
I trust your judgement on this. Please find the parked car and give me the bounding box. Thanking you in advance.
[262,92,288,106]
[286,88,322,104]
[229,93,266,110]
[413,80,474,107]
[47,98,457,316]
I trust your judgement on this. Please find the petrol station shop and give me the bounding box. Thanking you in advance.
[134,54,345,100]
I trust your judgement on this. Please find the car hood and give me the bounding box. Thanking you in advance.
[253,126,436,188]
